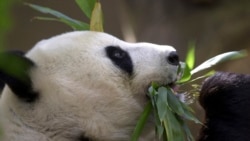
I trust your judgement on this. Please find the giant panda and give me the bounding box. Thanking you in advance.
[198,72,250,141]
[0,31,179,141]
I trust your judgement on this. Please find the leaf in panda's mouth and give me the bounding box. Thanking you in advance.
[130,83,201,141]
[149,84,201,141]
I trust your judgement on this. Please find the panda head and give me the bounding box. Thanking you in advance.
[0,31,179,141]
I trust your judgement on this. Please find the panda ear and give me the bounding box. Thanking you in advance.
[0,51,38,102]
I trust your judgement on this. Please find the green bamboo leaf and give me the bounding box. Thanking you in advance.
[148,89,164,139]
[26,3,89,30]
[181,102,202,124]
[177,117,195,141]
[75,0,96,18]
[130,102,152,141]
[148,86,163,138]
[188,70,215,83]
[156,87,168,121]
[165,88,185,116]
[90,1,104,32]
[0,0,15,51]
[154,101,165,139]
[177,61,185,75]
[34,17,89,30]
[151,82,159,89]
[178,62,192,83]
[33,17,60,21]
[0,53,33,83]
[148,84,158,97]
[186,42,195,70]
[191,50,247,75]
[164,108,185,141]
[163,108,173,141]
[156,123,164,139]
[144,84,201,141]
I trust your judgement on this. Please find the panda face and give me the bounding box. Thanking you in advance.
[0,31,179,141]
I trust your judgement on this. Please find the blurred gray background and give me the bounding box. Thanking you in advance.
[5,0,250,138]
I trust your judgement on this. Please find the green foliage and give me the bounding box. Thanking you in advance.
[0,53,32,83]
[132,85,201,141]
[178,62,191,83]
[26,3,89,30]
[75,0,96,18]
[26,0,104,32]
[0,0,15,51]
[177,42,195,83]
[130,103,152,141]
[185,42,196,70]
[191,50,247,75]
[178,48,247,84]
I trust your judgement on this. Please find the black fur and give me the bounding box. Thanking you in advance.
[0,51,38,102]
[198,72,250,141]
[0,78,4,91]
[105,46,133,75]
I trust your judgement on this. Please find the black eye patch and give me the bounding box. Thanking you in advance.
[105,46,133,75]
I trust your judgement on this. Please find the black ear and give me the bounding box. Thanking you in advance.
[0,51,38,102]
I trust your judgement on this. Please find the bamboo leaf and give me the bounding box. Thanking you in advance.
[130,103,152,141]
[191,50,247,75]
[75,0,96,18]
[163,108,174,141]
[34,17,89,30]
[26,3,89,30]
[90,1,104,32]
[148,86,164,139]
[177,61,185,75]
[188,70,215,83]
[183,123,195,141]
[166,88,185,116]
[181,102,202,124]
[186,42,196,69]
[178,62,192,83]
[156,87,168,121]
[145,85,201,141]
[0,0,15,51]
[164,108,185,141]
[177,117,195,141]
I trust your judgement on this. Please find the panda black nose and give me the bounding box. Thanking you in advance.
[167,51,179,66]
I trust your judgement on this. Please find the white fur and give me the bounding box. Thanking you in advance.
[0,31,178,141]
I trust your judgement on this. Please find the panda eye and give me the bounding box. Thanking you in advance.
[105,46,133,75]
[105,46,128,60]
[112,49,126,59]
[106,46,126,59]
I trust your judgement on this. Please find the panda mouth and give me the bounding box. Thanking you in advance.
[146,81,177,93]
[145,81,178,102]
[167,82,178,91]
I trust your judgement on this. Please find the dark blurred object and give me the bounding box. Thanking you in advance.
[198,72,250,141]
